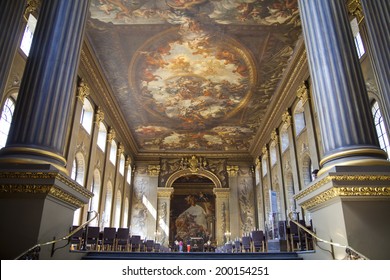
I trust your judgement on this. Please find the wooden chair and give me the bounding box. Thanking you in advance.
[251,230,266,252]
[224,242,233,253]
[145,240,154,252]
[86,226,100,251]
[241,236,252,252]
[115,228,130,251]
[69,225,84,250]
[102,227,116,251]
[234,240,241,253]
[154,243,161,252]
[130,235,141,252]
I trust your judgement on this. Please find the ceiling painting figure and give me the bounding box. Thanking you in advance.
[86,0,301,152]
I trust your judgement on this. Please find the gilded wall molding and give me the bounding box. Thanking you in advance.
[294,174,390,201]
[0,184,86,208]
[0,171,93,199]
[301,186,390,210]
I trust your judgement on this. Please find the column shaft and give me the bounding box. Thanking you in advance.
[360,1,390,129]
[298,0,388,171]
[0,0,90,172]
[0,0,27,99]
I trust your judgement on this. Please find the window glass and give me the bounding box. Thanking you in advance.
[372,101,390,158]
[0,97,16,149]
[20,14,37,56]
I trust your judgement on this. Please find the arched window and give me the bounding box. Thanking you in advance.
[280,125,289,153]
[90,169,101,226]
[109,140,117,165]
[103,182,113,228]
[122,197,129,228]
[71,152,85,185]
[270,144,277,167]
[372,101,390,158]
[0,97,16,149]
[71,153,85,225]
[80,98,94,134]
[119,153,125,176]
[126,166,132,184]
[262,157,268,177]
[97,122,107,152]
[294,101,306,136]
[114,190,122,228]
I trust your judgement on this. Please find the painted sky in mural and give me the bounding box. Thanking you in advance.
[87,0,300,151]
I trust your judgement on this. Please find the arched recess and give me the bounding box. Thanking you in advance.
[165,169,222,189]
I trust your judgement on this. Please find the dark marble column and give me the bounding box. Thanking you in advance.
[360,1,390,129]
[0,0,27,100]
[0,0,92,260]
[298,0,388,172]
[0,0,90,174]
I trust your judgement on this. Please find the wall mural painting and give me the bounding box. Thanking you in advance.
[131,177,148,237]
[170,192,215,244]
[238,178,255,234]
[87,0,301,151]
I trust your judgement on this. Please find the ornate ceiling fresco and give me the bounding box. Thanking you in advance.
[86,0,301,154]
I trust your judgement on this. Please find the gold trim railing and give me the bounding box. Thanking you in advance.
[288,212,369,260]
[15,210,99,260]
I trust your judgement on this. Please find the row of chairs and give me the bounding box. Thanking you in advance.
[220,220,315,253]
[220,230,267,253]
[70,226,161,252]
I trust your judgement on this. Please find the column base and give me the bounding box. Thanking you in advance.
[0,163,92,259]
[295,165,390,260]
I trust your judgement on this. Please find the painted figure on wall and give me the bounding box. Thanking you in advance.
[172,193,214,242]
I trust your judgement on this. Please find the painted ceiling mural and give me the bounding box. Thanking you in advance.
[86,0,301,152]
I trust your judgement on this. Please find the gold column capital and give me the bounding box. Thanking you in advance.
[157,187,174,198]
[148,165,160,177]
[282,111,292,128]
[213,188,230,199]
[347,0,364,24]
[76,78,90,103]
[94,107,104,125]
[24,0,41,20]
[271,130,278,145]
[262,146,268,159]
[226,165,239,177]
[296,83,309,105]
[107,127,116,142]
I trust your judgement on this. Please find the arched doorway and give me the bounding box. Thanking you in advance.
[169,174,216,248]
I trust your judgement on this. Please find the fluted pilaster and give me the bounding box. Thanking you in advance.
[298,0,388,172]
[360,0,390,129]
[0,0,90,173]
